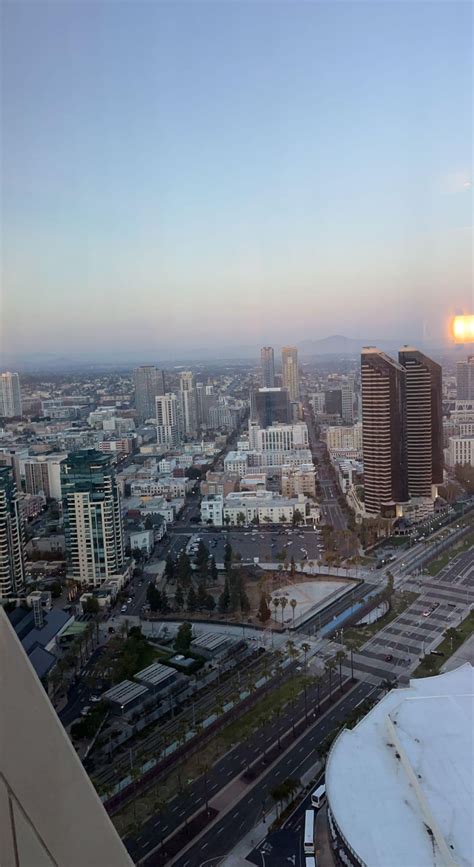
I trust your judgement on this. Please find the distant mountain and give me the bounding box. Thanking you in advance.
[299,335,390,356]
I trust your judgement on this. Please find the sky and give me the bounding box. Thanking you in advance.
[1,0,472,359]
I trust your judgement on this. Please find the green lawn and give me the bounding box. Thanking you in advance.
[412,611,474,678]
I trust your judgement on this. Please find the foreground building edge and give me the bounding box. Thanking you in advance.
[0,608,133,867]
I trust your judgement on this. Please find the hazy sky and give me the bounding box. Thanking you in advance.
[1,0,472,358]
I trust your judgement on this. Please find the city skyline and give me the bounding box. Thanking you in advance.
[2,1,472,357]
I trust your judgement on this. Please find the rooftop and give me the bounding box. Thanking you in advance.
[135,662,177,687]
[326,664,474,867]
[103,680,149,707]
[190,632,230,650]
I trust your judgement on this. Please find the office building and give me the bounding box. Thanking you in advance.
[456,355,474,400]
[325,665,473,867]
[0,609,133,867]
[260,346,275,387]
[361,348,408,515]
[281,346,300,402]
[326,423,363,454]
[0,371,22,418]
[24,454,67,500]
[325,388,343,416]
[341,383,354,423]
[252,387,291,427]
[155,393,181,448]
[399,347,443,498]
[281,464,316,498]
[133,365,165,421]
[179,371,198,437]
[0,466,25,598]
[250,422,309,452]
[61,451,124,586]
[446,435,474,468]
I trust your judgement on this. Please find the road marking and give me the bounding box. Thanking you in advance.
[202,843,208,850]
[217,827,224,835]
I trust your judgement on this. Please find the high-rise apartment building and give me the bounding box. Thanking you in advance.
[456,355,474,400]
[24,454,66,500]
[260,346,275,388]
[61,451,124,586]
[361,348,408,515]
[0,371,22,418]
[179,371,198,437]
[251,387,291,427]
[399,347,443,498]
[156,393,181,448]
[341,383,354,423]
[281,347,300,402]
[133,365,165,421]
[0,466,25,598]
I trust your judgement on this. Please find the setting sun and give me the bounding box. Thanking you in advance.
[452,314,474,342]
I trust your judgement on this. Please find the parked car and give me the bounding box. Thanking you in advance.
[385,654,394,662]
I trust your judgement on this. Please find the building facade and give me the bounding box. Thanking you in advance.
[260,346,275,387]
[61,451,124,587]
[281,346,300,402]
[179,371,198,437]
[252,387,291,427]
[446,435,474,468]
[0,466,25,598]
[399,347,443,497]
[133,365,166,421]
[0,371,22,418]
[361,348,408,515]
[155,393,181,448]
[456,355,474,400]
[24,454,66,500]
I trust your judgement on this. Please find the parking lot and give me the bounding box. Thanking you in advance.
[185,526,326,566]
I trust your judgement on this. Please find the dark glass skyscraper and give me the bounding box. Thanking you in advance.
[251,387,291,427]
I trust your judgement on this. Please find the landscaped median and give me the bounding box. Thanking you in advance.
[412,610,474,678]
[425,530,474,576]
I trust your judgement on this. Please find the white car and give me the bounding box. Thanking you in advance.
[121,605,127,613]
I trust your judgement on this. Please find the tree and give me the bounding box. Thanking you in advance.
[335,650,347,692]
[236,511,246,526]
[204,593,216,612]
[164,554,175,582]
[195,541,210,579]
[186,586,197,612]
[83,596,100,615]
[177,551,192,587]
[272,597,280,622]
[289,598,297,626]
[292,508,303,526]
[218,577,230,613]
[175,622,193,653]
[280,596,288,625]
[175,582,184,611]
[257,593,271,624]
[240,589,251,613]
[196,581,208,610]
[161,589,170,614]
[290,556,296,577]
[346,637,358,681]
[146,583,162,612]
[50,581,62,599]
[325,658,337,701]
[301,642,310,668]
[209,555,218,583]
[224,542,233,573]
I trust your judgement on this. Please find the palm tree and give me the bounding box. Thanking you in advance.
[289,598,297,627]
[280,596,288,625]
[345,637,358,682]
[301,642,311,669]
[272,597,280,623]
[444,627,459,651]
[313,674,323,714]
[325,658,337,702]
[335,650,347,692]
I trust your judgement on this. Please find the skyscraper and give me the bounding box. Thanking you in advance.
[133,365,166,421]
[456,355,474,400]
[251,387,291,427]
[361,348,408,515]
[260,346,275,388]
[281,346,300,402]
[0,371,22,418]
[61,451,124,586]
[156,393,181,448]
[399,347,443,498]
[0,466,25,598]
[179,371,198,437]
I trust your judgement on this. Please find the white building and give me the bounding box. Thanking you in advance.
[248,421,308,451]
[155,393,181,449]
[129,528,154,556]
[0,371,22,418]
[130,477,191,498]
[200,494,224,526]
[281,463,316,498]
[223,490,308,525]
[446,435,474,467]
[326,665,473,867]
[24,453,67,500]
[224,451,249,477]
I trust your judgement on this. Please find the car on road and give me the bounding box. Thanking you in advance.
[127,597,132,604]
[422,609,431,617]
[385,654,394,662]
[120,604,127,613]
[80,706,91,717]
[91,695,102,703]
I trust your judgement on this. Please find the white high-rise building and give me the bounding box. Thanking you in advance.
[61,451,124,587]
[0,466,25,598]
[281,346,300,402]
[0,371,22,418]
[156,393,181,448]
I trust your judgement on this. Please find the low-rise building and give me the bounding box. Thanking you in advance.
[240,472,267,492]
[326,422,363,454]
[102,680,150,715]
[200,470,239,497]
[129,528,154,555]
[201,494,224,526]
[281,463,316,498]
[224,451,249,477]
[445,435,474,467]
[223,490,309,525]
